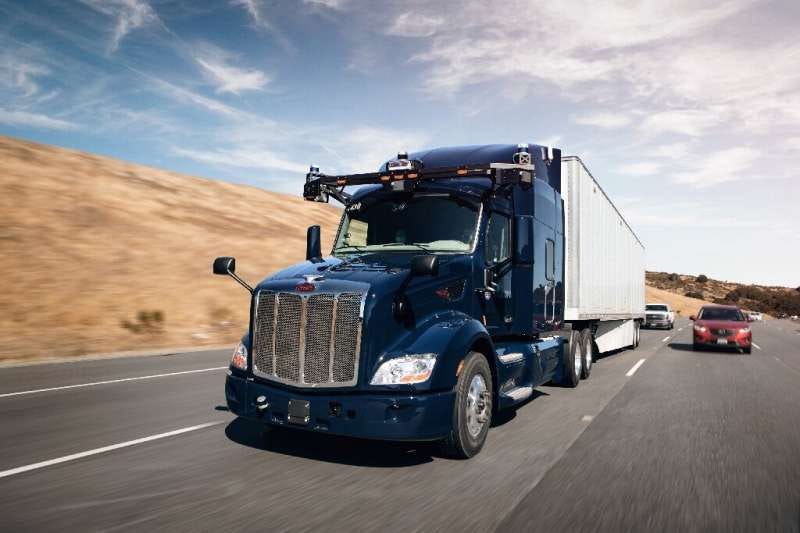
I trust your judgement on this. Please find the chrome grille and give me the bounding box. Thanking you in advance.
[714,328,732,336]
[252,290,364,387]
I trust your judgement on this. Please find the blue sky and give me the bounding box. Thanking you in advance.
[1,0,798,286]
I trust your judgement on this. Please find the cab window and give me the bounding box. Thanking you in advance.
[485,212,511,264]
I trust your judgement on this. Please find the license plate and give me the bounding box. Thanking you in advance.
[287,399,310,425]
[716,339,728,345]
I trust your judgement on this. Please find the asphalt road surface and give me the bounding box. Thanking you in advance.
[1,319,799,532]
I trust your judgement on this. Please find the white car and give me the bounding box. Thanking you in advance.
[749,312,763,321]
[645,303,675,329]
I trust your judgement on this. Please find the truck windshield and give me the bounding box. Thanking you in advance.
[646,305,668,311]
[334,194,480,254]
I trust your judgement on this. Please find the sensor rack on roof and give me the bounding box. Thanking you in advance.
[303,162,536,204]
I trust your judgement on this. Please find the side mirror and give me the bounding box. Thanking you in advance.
[689,315,696,321]
[213,256,235,275]
[410,255,439,277]
[306,225,323,263]
[212,256,253,294]
[514,215,534,265]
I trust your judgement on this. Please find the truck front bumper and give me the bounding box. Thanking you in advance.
[225,374,455,441]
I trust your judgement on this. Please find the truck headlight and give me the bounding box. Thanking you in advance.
[370,353,436,385]
[230,342,248,371]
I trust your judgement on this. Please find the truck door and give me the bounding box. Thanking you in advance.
[482,209,513,335]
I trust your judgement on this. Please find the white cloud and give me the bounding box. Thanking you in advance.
[230,0,293,51]
[320,126,430,173]
[617,162,661,176]
[303,0,348,9]
[80,0,159,53]
[195,57,269,94]
[783,137,800,151]
[173,146,308,174]
[131,68,246,118]
[386,13,444,38]
[645,142,692,159]
[0,108,79,130]
[0,54,50,97]
[673,147,760,188]
[573,112,631,129]
[640,109,722,137]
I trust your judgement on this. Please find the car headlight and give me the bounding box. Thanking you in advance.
[230,342,248,371]
[370,353,436,385]
[693,324,707,332]
[739,327,750,334]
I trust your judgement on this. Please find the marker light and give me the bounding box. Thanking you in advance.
[230,342,248,371]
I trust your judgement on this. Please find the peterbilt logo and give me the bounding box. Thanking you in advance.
[296,275,323,292]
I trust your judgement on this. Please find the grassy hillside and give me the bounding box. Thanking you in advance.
[646,271,800,318]
[0,135,341,361]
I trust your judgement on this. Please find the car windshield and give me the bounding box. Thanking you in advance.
[646,305,668,311]
[699,308,743,321]
[333,193,480,254]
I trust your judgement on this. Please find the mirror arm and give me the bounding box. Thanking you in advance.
[228,269,254,294]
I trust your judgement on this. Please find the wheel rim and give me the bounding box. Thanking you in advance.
[585,339,592,371]
[574,343,582,377]
[466,374,490,438]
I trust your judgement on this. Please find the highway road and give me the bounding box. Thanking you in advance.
[1,319,799,531]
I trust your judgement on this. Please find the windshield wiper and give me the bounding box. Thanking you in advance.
[381,242,432,253]
[335,245,369,253]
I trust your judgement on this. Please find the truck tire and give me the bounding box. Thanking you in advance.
[632,321,640,348]
[579,328,593,379]
[441,351,493,459]
[560,331,581,387]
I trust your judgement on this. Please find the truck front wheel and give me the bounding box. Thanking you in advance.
[442,352,493,459]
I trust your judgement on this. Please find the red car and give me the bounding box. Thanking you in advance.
[691,305,752,353]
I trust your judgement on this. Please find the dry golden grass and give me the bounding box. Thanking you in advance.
[0,135,341,361]
[645,285,714,317]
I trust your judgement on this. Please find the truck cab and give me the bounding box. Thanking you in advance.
[219,144,595,458]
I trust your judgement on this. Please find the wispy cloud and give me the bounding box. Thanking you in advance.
[195,57,269,94]
[617,162,661,176]
[0,53,49,97]
[303,0,348,9]
[173,146,308,174]
[0,108,79,130]
[640,109,722,137]
[229,0,293,51]
[573,112,631,129]
[386,13,444,38]
[79,0,160,53]
[130,68,245,118]
[673,147,760,188]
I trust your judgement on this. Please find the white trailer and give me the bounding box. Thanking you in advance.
[561,156,645,353]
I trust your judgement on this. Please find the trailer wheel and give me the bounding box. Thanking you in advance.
[632,321,641,348]
[579,328,593,379]
[441,352,493,459]
[559,331,581,388]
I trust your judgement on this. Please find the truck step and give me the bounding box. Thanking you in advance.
[502,386,533,402]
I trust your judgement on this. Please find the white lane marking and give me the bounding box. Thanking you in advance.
[0,421,223,479]
[0,367,227,399]
[581,415,594,422]
[752,343,761,350]
[662,336,671,342]
[678,328,684,332]
[626,359,646,377]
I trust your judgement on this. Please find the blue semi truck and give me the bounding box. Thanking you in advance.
[217,144,644,458]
